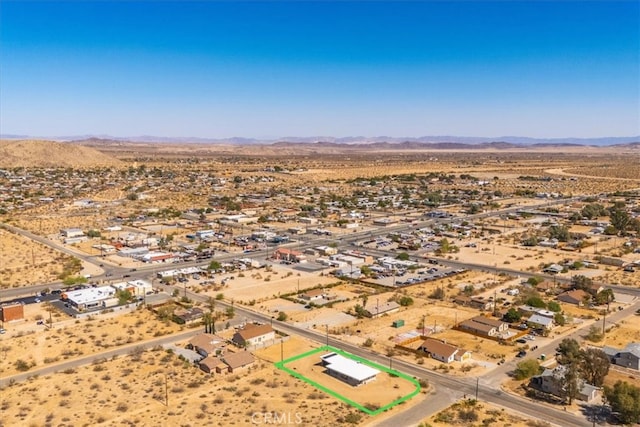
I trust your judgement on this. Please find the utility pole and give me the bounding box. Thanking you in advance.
[493,289,497,317]
[475,377,479,401]
[325,324,329,347]
[280,338,284,362]
[165,373,169,406]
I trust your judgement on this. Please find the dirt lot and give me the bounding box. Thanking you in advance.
[425,399,548,427]
[599,313,640,349]
[209,264,338,303]
[280,347,418,410]
[0,335,424,427]
[0,228,73,288]
[0,306,182,377]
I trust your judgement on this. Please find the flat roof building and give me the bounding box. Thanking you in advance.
[320,352,379,386]
[62,286,116,311]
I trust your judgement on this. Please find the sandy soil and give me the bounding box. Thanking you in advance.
[209,265,339,303]
[0,228,73,288]
[0,306,182,377]
[282,349,417,409]
[425,399,545,427]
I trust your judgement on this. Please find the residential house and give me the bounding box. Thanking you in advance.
[299,289,326,301]
[557,289,590,306]
[221,351,255,373]
[527,313,555,331]
[459,315,509,338]
[418,338,470,363]
[173,307,205,324]
[363,301,400,318]
[542,263,563,274]
[602,343,640,370]
[188,333,227,358]
[453,295,493,311]
[232,323,275,348]
[529,366,599,402]
[199,356,226,374]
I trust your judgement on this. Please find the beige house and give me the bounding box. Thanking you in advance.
[188,333,227,358]
[418,338,471,363]
[459,315,509,338]
[232,323,275,348]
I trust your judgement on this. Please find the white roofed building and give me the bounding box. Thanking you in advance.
[62,286,117,311]
[320,352,379,386]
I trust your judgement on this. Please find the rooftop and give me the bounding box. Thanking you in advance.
[321,353,380,382]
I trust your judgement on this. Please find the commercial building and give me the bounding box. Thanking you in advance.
[320,352,379,386]
[62,286,117,311]
[0,303,24,322]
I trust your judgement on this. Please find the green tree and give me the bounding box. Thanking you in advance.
[86,229,101,238]
[225,306,235,318]
[579,348,610,387]
[396,252,410,261]
[548,225,570,242]
[353,304,367,319]
[514,359,541,380]
[525,296,546,309]
[208,260,222,271]
[503,308,522,323]
[521,236,538,247]
[277,311,288,321]
[553,313,566,326]
[559,363,580,405]
[526,276,543,286]
[398,296,414,307]
[581,203,606,220]
[604,381,640,425]
[116,289,132,305]
[571,275,593,292]
[202,312,214,334]
[556,338,581,365]
[595,289,615,311]
[360,265,372,277]
[547,301,561,312]
[609,208,630,235]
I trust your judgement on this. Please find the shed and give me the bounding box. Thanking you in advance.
[392,319,405,328]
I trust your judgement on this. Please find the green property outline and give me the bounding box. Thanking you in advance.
[274,345,421,415]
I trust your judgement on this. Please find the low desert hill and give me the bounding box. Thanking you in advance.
[0,139,122,168]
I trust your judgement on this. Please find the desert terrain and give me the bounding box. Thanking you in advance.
[1,139,639,427]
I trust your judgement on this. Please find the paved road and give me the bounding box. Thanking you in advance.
[0,328,203,388]
[173,287,596,427]
[0,196,582,301]
[0,195,614,426]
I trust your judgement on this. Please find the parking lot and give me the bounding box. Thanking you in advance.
[370,265,465,288]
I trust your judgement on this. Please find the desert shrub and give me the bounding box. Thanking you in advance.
[15,359,30,371]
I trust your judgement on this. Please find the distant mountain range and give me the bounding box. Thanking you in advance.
[1,134,639,147]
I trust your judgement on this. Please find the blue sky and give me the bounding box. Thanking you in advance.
[1,1,638,139]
